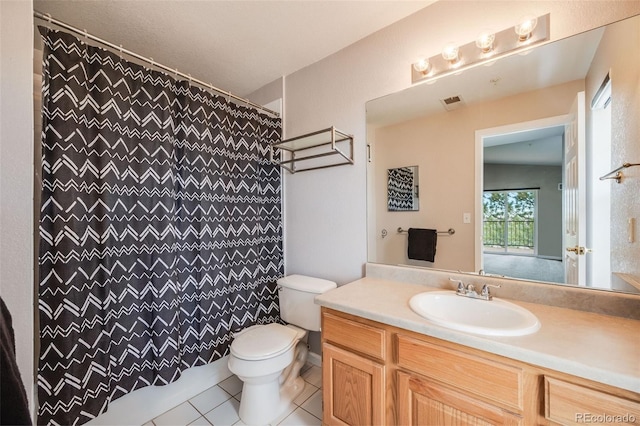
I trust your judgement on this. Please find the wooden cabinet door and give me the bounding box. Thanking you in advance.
[545,377,640,425]
[397,371,523,426]
[322,342,385,426]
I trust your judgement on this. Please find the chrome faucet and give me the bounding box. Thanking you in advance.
[449,278,500,301]
[465,283,478,297]
[454,279,465,294]
[480,283,501,300]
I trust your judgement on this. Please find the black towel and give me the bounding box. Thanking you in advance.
[1,297,32,425]
[407,228,438,262]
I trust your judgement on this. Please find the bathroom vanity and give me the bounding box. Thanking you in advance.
[315,273,640,425]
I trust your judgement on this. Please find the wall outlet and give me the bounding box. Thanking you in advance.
[463,213,471,224]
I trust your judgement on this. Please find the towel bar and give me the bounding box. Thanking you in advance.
[599,162,640,183]
[397,227,455,235]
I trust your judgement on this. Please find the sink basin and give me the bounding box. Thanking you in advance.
[409,291,541,336]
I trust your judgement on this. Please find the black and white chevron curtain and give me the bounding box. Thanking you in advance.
[387,167,415,211]
[37,28,283,425]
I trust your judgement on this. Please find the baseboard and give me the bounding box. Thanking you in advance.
[537,255,562,261]
[307,351,322,367]
[86,356,232,426]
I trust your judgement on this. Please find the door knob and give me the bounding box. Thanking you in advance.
[566,246,592,255]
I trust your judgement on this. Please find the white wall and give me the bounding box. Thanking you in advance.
[585,15,640,291]
[281,1,640,287]
[0,0,35,415]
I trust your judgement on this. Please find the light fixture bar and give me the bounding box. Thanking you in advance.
[411,14,550,85]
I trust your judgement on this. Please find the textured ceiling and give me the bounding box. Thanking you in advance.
[34,0,434,97]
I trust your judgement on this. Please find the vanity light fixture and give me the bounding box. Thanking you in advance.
[475,30,496,54]
[441,43,461,65]
[411,13,549,84]
[413,57,432,75]
[515,15,538,41]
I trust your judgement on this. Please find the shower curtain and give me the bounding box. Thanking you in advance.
[37,29,283,426]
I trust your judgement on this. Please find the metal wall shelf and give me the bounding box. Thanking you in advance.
[270,126,354,174]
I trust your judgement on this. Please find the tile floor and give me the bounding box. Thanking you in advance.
[144,364,323,426]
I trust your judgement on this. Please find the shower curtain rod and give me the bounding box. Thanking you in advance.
[33,11,280,118]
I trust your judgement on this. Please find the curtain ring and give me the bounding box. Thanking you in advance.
[118,44,123,60]
[43,13,53,35]
[150,57,155,69]
[82,29,89,57]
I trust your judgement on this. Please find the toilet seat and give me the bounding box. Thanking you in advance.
[231,323,299,361]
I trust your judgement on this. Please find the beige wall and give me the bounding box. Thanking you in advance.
[0,0,35,414]
[585,15,640,289]
[370,80,583,271]
[247,77,284,115]
[282,1,640,287]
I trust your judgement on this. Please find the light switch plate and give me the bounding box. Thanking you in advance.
[463,213,471,224]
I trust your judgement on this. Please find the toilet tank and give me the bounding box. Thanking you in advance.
[278,274,337,331]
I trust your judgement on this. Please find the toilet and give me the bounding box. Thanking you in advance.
[228,274,337,425]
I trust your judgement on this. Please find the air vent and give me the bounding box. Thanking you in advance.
[440,95,465,111]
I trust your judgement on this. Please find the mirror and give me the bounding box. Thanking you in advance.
[366,14,640,294]
[388,166,419,211]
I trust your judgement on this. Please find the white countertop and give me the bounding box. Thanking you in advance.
[315,277,640,393]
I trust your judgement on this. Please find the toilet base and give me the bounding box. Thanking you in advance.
[276,376,306,421]
[238,374,306,426]
[237,342,308,425]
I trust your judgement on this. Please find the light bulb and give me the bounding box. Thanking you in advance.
[475,31,495,53]
[441,43,460,64]
[515,15,538,41]
[413,58,431,74]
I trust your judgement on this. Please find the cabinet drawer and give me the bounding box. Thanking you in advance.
[397,334,524,411]
[545,377,640,425]
[322,312,386,360]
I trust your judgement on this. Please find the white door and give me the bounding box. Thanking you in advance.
[564,92,586,285]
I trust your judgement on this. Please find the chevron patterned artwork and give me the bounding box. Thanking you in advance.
[387,166,418,211]
[37,28,283,426]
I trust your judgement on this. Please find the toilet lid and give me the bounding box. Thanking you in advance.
[231,323,299,360]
